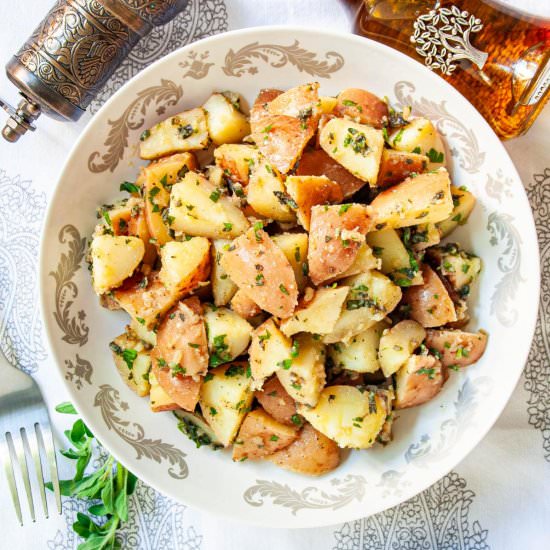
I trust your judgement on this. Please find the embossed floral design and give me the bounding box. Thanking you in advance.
[394,81,485,173]
[332,472,489,549]
[179,50,214,79]
[0,170,47,373]
[376,469,411,498]
[524,167,550,461]
[88,79,183,173]
[64,354,93,389]
[404,377,493,465]
[94,384,188,479]
[243,474,366,514]
[222,40,345,78]
[49,224,89,346]
[487,212,525,327]
[485,169,513,203]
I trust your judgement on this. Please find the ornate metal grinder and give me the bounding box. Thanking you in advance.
[1,0,188,142]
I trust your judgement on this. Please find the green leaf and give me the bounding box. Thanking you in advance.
[101,473,114,515]
[126,471,138,495]
[70,419,87,445]
[119,181,140,194]
[88,504,108,516]
[75,450,92,482]
[60,448,80,460]
[114,486,128,522]
[56,402,77,415]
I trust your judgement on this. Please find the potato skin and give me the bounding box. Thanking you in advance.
[377,149,429,187]
[251,84,320,174]
[151,296,208,385]
[267,423,340,476]
[230,289,262,319]
[308,204,372,285]
[285,175,344,230]
[114,271,183,328]
[403,265,457,328]
[255,376,297,426]
[220,227,298,318]
[394,354,446,409]
[425,329,487,368]
[232,408,297,461]
[334,88,389,128]
[295,148,367,198]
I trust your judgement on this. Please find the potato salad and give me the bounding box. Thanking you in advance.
[89,83,487,476]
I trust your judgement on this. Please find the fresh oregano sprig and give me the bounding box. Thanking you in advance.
[46,402,138,550]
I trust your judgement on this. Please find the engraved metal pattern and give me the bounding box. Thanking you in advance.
[94,384,189,479]
[222,40,345,78]
[411,5,488,76]
[49,224,89,346]
[13,0,140,110]
[89,0,228,111]
[244,475,366,514]
[119,0,189,26]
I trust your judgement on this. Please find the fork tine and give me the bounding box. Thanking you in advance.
[3,432,23,525]
[14,428,36,522]
[37,422,61,514]
[27,424,48,518]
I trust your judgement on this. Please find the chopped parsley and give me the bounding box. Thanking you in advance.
[210,334,232,367]
[178,124,194,139]
[279,284,289,295]
[343,127,370,155]
[417,367,436,379]
[121,349,137,370]
[426,148,444,163]
[119,181,140,194]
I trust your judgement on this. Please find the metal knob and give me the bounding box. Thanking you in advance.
[2,0,188,143]
[1,95,41,142]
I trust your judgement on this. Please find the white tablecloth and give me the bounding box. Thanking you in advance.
[0,1,549,549]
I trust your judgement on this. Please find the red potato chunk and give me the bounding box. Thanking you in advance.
[394,354,447,409]
[266,423,340,476]
[114,271,183,329]
[255,377,298,426]
[425,329,488,368]
[220,227,298,318]
[334,88,389,128]
[307,204,372,285]
[150,297,207,410]
[377,149,429,187]
[250,84,321,174]
[403,265,457,327]
[230,289,262,319]
[232,408,298,461]
[296,148,367,198]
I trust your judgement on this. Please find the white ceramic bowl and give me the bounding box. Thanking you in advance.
[39,26,539,528]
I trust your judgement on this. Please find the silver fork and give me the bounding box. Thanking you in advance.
[0,348,62,524]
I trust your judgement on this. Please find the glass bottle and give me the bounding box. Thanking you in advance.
[352,0,550,139]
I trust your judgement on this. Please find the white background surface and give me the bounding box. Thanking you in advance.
[0,1,549,549]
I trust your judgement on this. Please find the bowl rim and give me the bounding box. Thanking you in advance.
[38,24,541,527]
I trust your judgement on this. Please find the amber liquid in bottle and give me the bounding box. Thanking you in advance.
[352,0,550,139]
